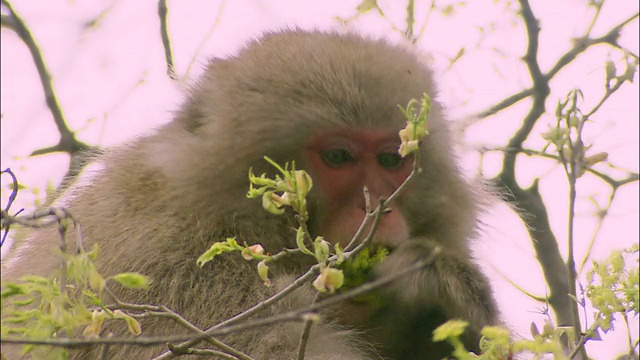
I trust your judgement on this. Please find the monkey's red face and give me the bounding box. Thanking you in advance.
[305,129,412,248]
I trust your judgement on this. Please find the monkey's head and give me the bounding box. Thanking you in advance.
[169,30,477,251]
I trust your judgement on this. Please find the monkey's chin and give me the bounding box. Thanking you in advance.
[370,235,400,250]
[328,232,404,251]
[366,211,410,249]
[367,227,408,249]
[317,209,410,252]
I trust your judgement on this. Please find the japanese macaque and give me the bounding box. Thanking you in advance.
[2,30,498,359]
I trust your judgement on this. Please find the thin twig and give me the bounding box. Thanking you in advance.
[158,0,176,79]
[3,251,438,350]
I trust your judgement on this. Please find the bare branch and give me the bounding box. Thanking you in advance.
[2,1,93,157]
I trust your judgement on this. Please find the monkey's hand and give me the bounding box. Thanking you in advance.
[374,239,497,328]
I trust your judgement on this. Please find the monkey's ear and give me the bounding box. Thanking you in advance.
[177,97,206,133]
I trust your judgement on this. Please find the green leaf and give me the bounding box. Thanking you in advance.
[356,0,377,13]
[197,238,241,267]
[111,273,150,290]
[1,283,26,298]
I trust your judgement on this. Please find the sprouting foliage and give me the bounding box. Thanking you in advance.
[433,245,639,359]
[398,92,431,157]
[586,244,639,332]
[1,246,150,359]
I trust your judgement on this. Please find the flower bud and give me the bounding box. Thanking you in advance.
[242,244,265,260]
[295,170,313,198]
[314,237,330,263]
[257,260,271,286]
[313,267,344,293]
[262,191,285,215]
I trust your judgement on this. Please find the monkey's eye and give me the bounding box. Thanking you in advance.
[321,149,355,167]
[377,152,403,170]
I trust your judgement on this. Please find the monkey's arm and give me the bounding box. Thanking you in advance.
[371,238,498,356]
[381,239,497,323]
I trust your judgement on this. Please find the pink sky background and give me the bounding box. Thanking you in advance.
[1,1,638,358]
